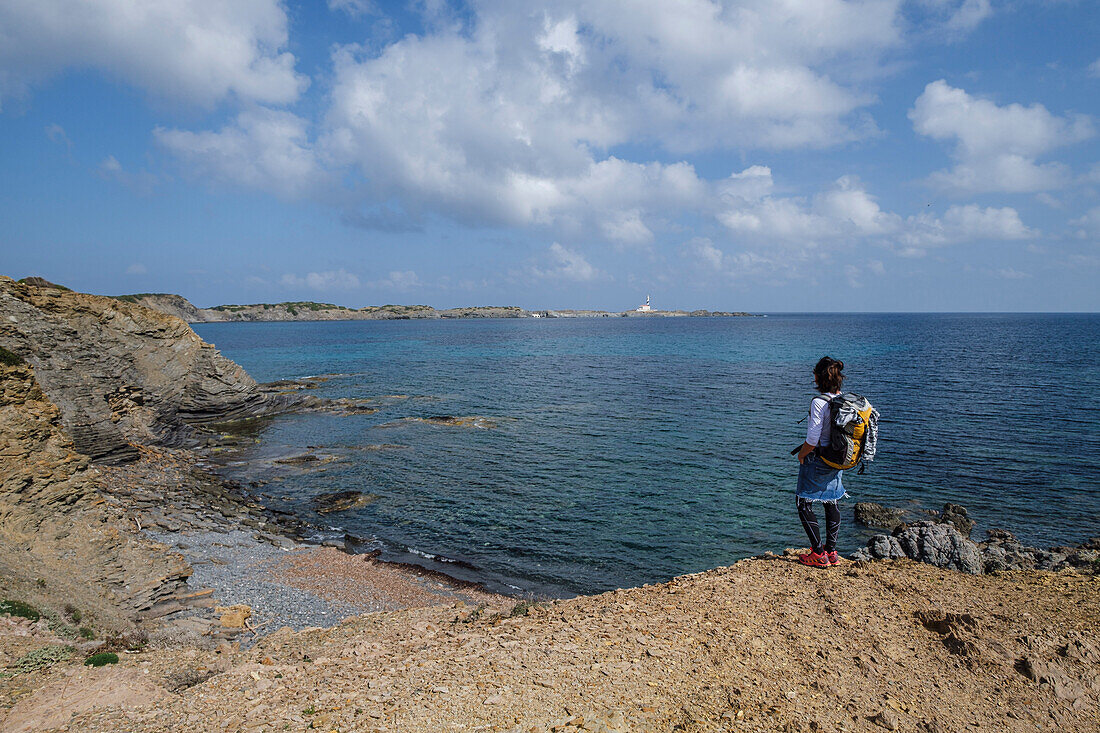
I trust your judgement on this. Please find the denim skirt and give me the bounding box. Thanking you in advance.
[796,453,845,503]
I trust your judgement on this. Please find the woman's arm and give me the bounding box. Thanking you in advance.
[797,441,815,464]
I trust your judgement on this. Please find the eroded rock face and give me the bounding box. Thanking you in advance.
[0,364,193,631]
[0,277,291,463]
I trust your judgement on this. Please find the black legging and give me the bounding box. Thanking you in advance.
[797,497,840,554]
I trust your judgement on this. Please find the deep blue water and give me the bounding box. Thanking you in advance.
[194,314,1100,597]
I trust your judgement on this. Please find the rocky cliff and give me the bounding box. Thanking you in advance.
[0,363,193,633]
[0,277,291,463]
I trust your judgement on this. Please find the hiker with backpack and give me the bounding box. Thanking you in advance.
[794,357,879,568]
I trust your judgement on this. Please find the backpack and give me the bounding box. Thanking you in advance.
[814,392,879,473]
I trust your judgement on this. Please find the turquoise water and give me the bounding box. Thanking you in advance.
[194,314,1100,596]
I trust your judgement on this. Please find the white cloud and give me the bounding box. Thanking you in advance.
[368,270,423,292]
[813,176,899,235]
[942,0,992,33]
[681,238,724,270]
[328,0,374,17]
[897,204,1035,254]
[712,165,1034,258]
[125,263,147,275]
[910,80,1094,194]
[909,0,993,36]
[44,123,70,148]
[156,110,324,200]
[1089,59,1100,78]
[100,156,122,175]
[0,0,306,109]
[162,1,914,237]
[532,243,598,282]
[98,154,157,194]
[1070,207,1100,239]
[281,269,361,290]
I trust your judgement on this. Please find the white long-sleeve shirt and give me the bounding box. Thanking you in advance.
[806,392,840,447]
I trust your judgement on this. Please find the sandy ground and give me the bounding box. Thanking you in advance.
[4,554,1095,733]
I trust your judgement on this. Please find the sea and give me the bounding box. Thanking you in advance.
[193,314,1100,598]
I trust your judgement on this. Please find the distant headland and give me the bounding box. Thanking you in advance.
[17,278,755,323]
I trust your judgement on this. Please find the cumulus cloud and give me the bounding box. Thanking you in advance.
[910,80,1094,194]
[280,269,361,290]
[0,0,306,109]
[681,238,724,270]
[896,204,1035,255]
[713,165,1034,257]
[159,1,915,238]
[156,110,324,200]
[531,243,598,282]
[368,270,423,292]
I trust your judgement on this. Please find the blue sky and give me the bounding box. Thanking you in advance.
[1,0,1098,312]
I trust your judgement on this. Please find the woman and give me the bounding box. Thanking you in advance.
[795,356,847,568]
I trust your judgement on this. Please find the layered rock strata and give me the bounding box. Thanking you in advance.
[0,277,294,463]
[0,364,195,632]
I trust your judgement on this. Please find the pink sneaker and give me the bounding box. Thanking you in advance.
[826,551,840,566]
[798,550,830,568]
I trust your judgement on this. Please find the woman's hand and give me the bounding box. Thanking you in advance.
[797,442,816,464]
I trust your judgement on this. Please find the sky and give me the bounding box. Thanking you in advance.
[1,0,1098,312]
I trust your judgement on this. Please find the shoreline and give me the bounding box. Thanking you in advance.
[98,445,518,636]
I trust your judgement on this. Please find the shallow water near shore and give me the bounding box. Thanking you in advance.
[195,314,1100,597]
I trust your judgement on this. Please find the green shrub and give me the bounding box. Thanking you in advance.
[508,600,535,618]
[84,652,119,667]
[0,347,22,367]
[7,645,73,674]
[0,599,40,621]
[79,626,95,639]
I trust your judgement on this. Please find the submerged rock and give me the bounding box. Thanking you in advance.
[853,502,904,530]
[312,490,379,514]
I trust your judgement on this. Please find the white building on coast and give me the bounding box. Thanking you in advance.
[636,295,652,312]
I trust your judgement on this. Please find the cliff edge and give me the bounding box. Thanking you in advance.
[0,277,290,463]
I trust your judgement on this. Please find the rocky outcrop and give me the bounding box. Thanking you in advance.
[0,277,294,463]
[855,521,985,574]
[853,506,1099,575]
[112,293,204,323]
[0,363,194,632]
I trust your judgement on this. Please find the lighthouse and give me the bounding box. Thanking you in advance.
[636,295,652,312]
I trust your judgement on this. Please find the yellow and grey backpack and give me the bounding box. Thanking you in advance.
[815,393,879,473]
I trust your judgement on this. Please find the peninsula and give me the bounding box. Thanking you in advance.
[102,288,754,323]
[0,275,1096,732]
